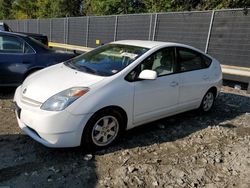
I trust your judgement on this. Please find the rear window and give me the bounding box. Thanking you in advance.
[28,37,53,51]
[177,47,211,72]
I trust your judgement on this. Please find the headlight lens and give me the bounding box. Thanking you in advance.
[41,87,89,111]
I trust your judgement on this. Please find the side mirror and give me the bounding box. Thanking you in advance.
[138,70,157,80]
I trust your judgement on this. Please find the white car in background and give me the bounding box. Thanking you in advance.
[14,40,222,150]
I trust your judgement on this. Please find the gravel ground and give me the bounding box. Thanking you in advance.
[0,86,249,188]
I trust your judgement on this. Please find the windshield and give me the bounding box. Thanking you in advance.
[0,25,4,31]
[64,44,149,76]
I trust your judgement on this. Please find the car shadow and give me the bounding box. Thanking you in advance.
[98,91,250,154]
[0,134,97,187]
[0,87,249,186]
[0,87,16,100]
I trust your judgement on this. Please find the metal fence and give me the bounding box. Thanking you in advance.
[2,8,250,68]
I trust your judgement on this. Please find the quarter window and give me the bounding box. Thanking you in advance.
[202,54,212,67]
[0,36,23,53]
[178,48,206,72]
[24,43,35,53]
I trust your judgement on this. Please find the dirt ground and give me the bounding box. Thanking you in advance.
[0,85,249,188]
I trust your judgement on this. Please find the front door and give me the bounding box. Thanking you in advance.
[130,47,180,124]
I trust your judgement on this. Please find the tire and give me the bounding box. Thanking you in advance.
[199,90,215,113]
[81,109,124,151]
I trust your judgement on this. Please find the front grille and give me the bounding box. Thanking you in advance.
[21,95,42,107]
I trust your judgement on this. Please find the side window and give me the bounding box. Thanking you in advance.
[177,48,206,72]
[152,48,175,76]
[0,35,24,53]
[24,43,35,53]
[126,47,176,81]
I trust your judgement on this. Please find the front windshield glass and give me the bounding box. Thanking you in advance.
[0,25,4,31]
[64,44,149,76]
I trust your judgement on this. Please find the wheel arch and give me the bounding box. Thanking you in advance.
[207,86,218,97]
[80,105,128,148]
[90,105,128,131]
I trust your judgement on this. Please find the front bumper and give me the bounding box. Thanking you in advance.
[14,86,93,148]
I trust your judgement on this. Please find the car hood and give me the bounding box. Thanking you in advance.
[21,63,105,103]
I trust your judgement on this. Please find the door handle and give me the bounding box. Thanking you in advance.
[170,81,179,87]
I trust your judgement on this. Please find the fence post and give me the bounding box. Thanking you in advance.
[152,13,158,41]
[49,19,52,41]
[113,15,118,41]
[17,20,19,32]
[64,18,69,44]
[205,10,215,53]
[86,16,89,47]
[148,14,153,40]
[26,20,28,32]
[37,19,39,33]
[67,17,69,44]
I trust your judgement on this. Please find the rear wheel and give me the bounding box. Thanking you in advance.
[199,90,215,113]
[81,109,123,151]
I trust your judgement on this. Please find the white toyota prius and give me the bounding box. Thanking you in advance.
[14,40,222,150]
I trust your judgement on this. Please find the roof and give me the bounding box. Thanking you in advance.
[111,40,181,49]
[111,40,210,58]
[0,30,28,37]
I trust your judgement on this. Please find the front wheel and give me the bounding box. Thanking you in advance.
[81,109,123,151]
[199,90,215,113]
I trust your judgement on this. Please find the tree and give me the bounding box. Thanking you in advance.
[37,0,82,18]
[0,0,14,19]
[1,0,250,20]
[142,0,172,12]
[60,0,82,16]
[36,0,61,18]
[12,0,38,19]
[83,0,146,16]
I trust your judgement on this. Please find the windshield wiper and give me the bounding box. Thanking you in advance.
[78,65,99,75]
[65,62,103,76]
[64,61,77,70]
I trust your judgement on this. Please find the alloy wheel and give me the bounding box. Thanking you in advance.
[91,115,119,146]
[203,92,214,111]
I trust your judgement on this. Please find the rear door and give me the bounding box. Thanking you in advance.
[176,47,211,108]
[0,34,36,85]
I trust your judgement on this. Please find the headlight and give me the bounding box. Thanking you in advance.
[41,87,89,111]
